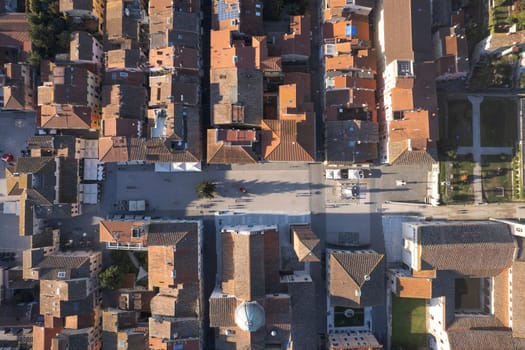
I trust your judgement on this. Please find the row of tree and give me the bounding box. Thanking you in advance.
[28,0,71,65]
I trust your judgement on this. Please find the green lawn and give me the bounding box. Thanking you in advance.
[469,55,516,89]
[391,297,427,350]
[480,98,517,147]
[447,99,473,147]
[440,154,475,204]
[481,154,513,202]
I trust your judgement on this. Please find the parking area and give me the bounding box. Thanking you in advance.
[371,164,432,203]
[0,111,35,256]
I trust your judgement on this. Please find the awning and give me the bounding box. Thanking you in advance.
[83,159,99,181]
[326,169,342,179]
[81,183,98,204]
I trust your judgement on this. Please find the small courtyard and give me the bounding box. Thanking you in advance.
[481,154,513,202]
[439,95,521,204]
[479,98,517,147]
[446,98,473,147]
[440,154,475,204]
[391,297,427,350]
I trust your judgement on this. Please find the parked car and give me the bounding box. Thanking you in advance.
[1,153,14,163]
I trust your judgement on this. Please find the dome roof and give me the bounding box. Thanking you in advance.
[234,301,265,332]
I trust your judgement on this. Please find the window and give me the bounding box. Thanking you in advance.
[397,60,413,76]
[57,271,66,278]
[393,111,404,120]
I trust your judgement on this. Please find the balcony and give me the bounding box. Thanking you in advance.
[106,242,147,251]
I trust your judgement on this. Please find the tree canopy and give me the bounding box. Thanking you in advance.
[99,265,123,290]
[28,0,71,64]
[196,181,216,199]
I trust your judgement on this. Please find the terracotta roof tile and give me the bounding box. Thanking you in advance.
[99,220,147,244]
[39,105,92,130]
[106,49,142,69]
[209,295,237,327]
[512,261,525,337]
[102,118,140,137]
[447,317,513,350]
[98,136,129,162]
[416,222,515,276]
[261,119,315,161]
[329,250,384,307]
[207,129,258,164]
[291,224,320,262]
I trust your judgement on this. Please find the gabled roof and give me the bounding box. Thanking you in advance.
[99,220,146,243]
[102,118,139,137]
[291,224,320,262]
[3,85,29,110]
[0,13,31,57]
[447,329,514,350]
[392,149,436,166]
[39,104,92,130]
[106,0,139,41]
[329,250,385,307]
[102,84,146,120]
[206,129,258,164]
[209,294,237,327]
[98,136,129,162]
[14,157,54,174]
[146,231,187,246]
[210,68,263,126]
[261,119,315,162]
[416,221,515,276]
[512,260,525,338]
[99,137,201,163]
[447,317,514,350]
[326,119,379,163]
[70,31,99,62]
[106,49,142,69]
[37,254,90,270]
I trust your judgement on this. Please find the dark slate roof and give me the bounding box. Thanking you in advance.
[40,268,73,281]
[27,135,54,150]
[417,222,515,276]
[37,255,89,270]
[14,157,54,174]
[146,222,197,246]
[58,158,78,203]
[30,229,56,248]
[146,232,187,246]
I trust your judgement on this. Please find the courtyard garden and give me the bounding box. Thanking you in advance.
[481,154,513,202]
[445,98,473,147]
[391,297,427,350]
[333,307,365,328]
[480,98,518,147]
[439,154,475,204]
[469,54,517,90]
